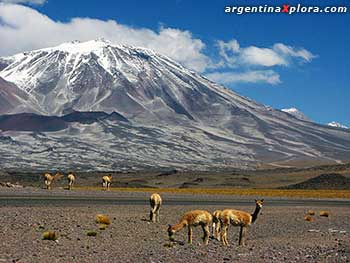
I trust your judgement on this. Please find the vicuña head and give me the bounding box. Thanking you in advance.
[167,210,212,245]
[220,199,264,246]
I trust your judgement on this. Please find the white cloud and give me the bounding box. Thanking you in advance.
[241,46,287,67]
[216,39,315,68]
[273,43,315,62]
[0,0,45,4]
[206,70,281,85]
[0,4,210,72]
[216,40,240,66]
[0,4,315,85]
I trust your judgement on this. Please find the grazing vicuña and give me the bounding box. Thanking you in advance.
[149,193,162,223]
[168,210,212,245]
[102,175,112,191]
[67,172,75,190]
[42,172,62,190]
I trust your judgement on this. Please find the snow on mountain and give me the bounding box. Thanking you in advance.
[281,108,310,121]
[328,121,348,129]
[0,39,350,170]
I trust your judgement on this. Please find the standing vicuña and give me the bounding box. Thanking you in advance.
[212,210,222,241]
[67,172,75,190]
[149,193,162,223]
[43,172,62,190]
[102,175,112,191]
[167,210,212,245]
[220,199,264,246]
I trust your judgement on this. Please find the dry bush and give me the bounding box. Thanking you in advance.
[320,211,330,217]
[42,231,58,240]
[96,214,111,225]
[304,215,314,222]
[98,224,108,230]
[307,210,315,216]
[164,242,175,248]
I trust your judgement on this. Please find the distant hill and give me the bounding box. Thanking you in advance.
[282,173,350,190]
[0,111,128,132]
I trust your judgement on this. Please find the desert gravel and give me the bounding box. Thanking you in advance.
[0,189,349,263]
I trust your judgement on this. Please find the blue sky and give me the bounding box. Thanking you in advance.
[0,0,349,125]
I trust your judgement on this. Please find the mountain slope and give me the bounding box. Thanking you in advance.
[0,39,350,170]
[0,77,33,115]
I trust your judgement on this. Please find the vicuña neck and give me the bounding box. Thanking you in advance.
[172,220,187,232]
[251,205,261,223]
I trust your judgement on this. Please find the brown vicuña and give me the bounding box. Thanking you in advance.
[220,199,264,246]
[149,193,162,223]
[67,172,76,190]
[102,174,112,191]
[43,172,63,190]
[167,210,212,245]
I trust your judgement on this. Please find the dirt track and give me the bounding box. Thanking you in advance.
[0,188,349,263]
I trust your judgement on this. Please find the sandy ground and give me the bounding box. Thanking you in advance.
[0,189,349,263]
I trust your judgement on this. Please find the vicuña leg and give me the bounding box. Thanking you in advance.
[221,225,229,246]
[188,226,193,244]
[149,210,154,222]
[214,221,221,241]
[156,208,160,223]
[212,221,216,238]
[241,226,247,246]
[202,225,210,245]
[238,226,246,246]
[151,207,158,223]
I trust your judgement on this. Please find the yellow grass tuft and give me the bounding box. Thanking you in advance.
[42,231,58,240]
[98,224,108,230]
[307,210,316,216]
[304,215,314,222]
[319,211,330,217]
[96,214,111,225]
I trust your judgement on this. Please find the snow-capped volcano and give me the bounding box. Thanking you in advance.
[1,39,219,121]
[328,121,348,129]
[0,39,350,170]
[281,107,310,121]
